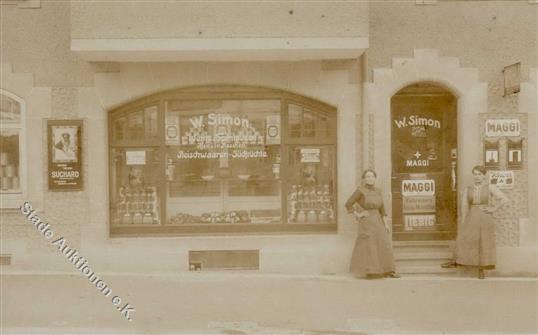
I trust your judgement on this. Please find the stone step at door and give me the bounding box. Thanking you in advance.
[393,240,457,275]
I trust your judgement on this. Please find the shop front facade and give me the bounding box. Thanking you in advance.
[1,0,537,276]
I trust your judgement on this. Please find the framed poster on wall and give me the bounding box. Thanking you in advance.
[47,119,83,191]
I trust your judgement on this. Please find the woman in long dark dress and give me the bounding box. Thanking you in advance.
[442,165,508,279]
[345,169,399,279]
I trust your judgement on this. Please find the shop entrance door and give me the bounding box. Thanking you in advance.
[391,83,458,241]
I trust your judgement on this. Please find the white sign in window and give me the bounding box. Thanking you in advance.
[126,150,146,165]
[402,179,435,196]
[404,214,436,231]
[300,148,320,163]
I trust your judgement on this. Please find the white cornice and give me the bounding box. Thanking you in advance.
[71,37,369,62]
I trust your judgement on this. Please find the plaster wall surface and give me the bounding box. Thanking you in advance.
[368,1,537,85]
[0,2,95,87]
[70,1,368,39]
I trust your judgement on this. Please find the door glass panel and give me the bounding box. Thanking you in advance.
[126,111,144,141]
[391,83,457,241]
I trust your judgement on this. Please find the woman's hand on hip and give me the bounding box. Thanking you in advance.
[354,210,369,220]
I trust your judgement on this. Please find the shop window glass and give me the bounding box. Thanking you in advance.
[0,93,22,194]
[287,146,335,223]
[165,100,282,225]
[109,87,337,236]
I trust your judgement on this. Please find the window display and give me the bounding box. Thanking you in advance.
[165,100,282,226]
[110,148,161,225]
[108,87,337,236]
[0,129,20,192]
[0,93,22,194]
[287,146,335,224]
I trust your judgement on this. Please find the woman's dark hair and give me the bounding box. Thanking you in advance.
[361,168,377,179]
[472,165,487,175]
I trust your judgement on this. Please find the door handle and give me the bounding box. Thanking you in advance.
[451,161,456,191]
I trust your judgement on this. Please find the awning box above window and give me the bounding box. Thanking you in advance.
[71,37,369,62]
[70,2,368,62]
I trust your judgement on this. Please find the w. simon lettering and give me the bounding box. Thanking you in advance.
[393,115,441,129]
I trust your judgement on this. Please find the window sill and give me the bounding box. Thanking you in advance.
[110,223,337,237]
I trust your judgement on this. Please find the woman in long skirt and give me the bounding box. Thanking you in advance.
[345,169,399,279]
[442,165,508,279]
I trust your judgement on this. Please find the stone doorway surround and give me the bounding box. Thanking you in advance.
[363,49,487,222]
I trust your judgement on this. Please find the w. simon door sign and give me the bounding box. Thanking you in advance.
[392,113,444,173]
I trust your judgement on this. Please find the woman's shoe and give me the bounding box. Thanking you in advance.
[384,272,400,278]
[441,261,457,268]
[366,273,383,280]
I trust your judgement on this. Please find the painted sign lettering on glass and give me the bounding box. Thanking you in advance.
[392,111,444,173]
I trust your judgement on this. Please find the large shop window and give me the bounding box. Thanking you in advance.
[0,91,26,208]
[109,86,337,236]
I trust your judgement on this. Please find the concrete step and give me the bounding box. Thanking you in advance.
[393,240,452,246]
[393,240,453,253]
[394,251,453,260]
[396,264,458,277]
[393,240,456,274]
[396,258,453,268]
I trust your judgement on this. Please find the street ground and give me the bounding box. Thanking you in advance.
[1,273,537,334]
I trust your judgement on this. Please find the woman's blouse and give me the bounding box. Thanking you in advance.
[345,185,387,216]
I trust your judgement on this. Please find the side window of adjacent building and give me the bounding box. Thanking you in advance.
[0,90,26,208]
[108,86,337,236]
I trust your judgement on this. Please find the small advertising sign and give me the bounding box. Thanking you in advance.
[404,215,436,231]
[484,139,500,170]
[265,114,280,145]
[47,119,83,191]
[401,179,435,196]
[126,150,146,165]
[489,170,514,189]
[402,196,436,214]
[165,115,180,145]
[300,148,321,163]
[485,119,521,137]
[507,138,523,169]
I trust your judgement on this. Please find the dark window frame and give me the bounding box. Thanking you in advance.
[108,85,337,237]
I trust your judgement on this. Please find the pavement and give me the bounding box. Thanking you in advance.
[1,273,537,334]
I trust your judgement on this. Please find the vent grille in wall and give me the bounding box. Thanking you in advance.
[189,250,259,271]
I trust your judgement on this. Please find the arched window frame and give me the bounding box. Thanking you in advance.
[108,85,338,237]
[0,89,27,209]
